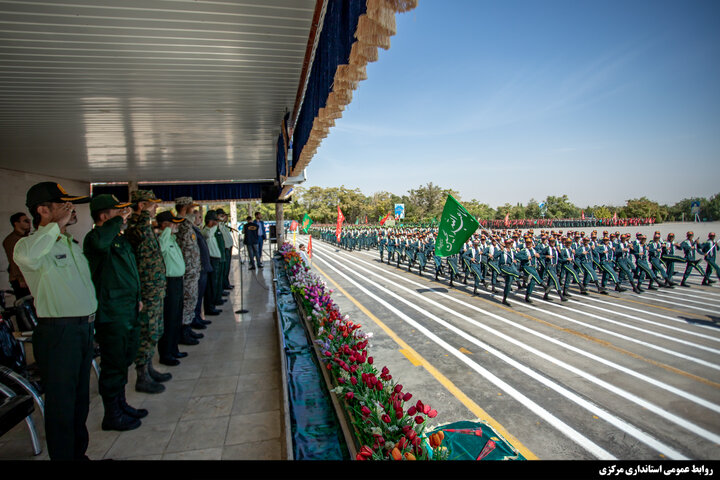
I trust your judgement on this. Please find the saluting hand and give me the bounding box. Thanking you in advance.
[55,202,74,228]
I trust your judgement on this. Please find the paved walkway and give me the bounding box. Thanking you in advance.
[0,254,285,460]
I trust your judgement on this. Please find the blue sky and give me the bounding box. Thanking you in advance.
[303,0,720,208]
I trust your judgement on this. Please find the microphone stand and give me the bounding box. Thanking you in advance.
[235,241,248,314]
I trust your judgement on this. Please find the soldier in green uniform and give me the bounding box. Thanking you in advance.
[126,189,167,394]
[517,237,548,303]
[596,235,625,292]
[498,239,521,306]
[541,236,566,301]
[700,232,719,285]
[559,237,588,298]
[212,211,227,306]
[83,194,146,431]
[14,182,96,460]
[648,232,674,287]
[680,231,705,287]
[662,233,684,281]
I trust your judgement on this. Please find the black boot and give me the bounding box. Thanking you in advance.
[524,291,533,304]
[595,281,608,294]
[135,364,165,393]
[665,278,675,288]
[179,325,200,346]
[102,395,141,431]
[196,316,212,325]
[187,327,204,339]
[615,284,627,292]
[648,279,658,290]
[118,389,148,419]
[580,284,589,295]
[680,280,690,287]
[148,358,172,383]
[563,287,572,299]
[190,318,207,330]
[502,294,511,306]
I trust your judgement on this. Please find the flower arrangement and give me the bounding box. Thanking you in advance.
[278,242,449,461]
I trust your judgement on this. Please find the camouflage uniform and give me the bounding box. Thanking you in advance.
[175,197,201,327]
[126,191,166,367]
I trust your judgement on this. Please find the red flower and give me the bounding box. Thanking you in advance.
[407,406,417,416]
[375,382,383,391]
[350,377,358,386]
[338,377,345,384]
[368,357,374,365]
[382,366,390,375]
[359,445,373,458]
[428,409,438,418]
[395,409,403,420]
[403,393,412,402]
[422,404,431,415]
[361,406,371,416]
[381,414,391,423]
[345,392,354,401]
[394,384,403,393]
[356,453,366,461]
[415,416,424,424]
[324,351,332,357]
[416,400,424,411]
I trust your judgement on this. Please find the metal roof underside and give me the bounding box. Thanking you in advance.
[0,0,316,184]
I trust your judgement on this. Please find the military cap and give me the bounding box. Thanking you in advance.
[636,232,642,237]
[216,208,227,215]
[175,196,199,207]
[582,236,590,242]
[131,189,161,203]
[90,194,131,213]
[687,231,694,236]
[205,210,218,222]
[156,210,185,224]
[26,181,90,209]
[668,233,675,237]
[709,232,716,237]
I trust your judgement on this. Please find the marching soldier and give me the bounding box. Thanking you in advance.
[648,232,674,287]
[679,231,704,287]
[559,237,588,298]
[498,239,521,306]
[662,233,684,280]
[615,234,641,293]
[541,236,566,301]
[517,237,547,304]
[126,189,167,394]
[597,235,625,292]
[700,232,719,285]
[576,237,608,294]
[633,234,661,291]
[485,237,502,293]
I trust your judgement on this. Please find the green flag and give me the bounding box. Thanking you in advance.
[436,195,479,257]
[301,213,313,233]
[355,217,359,225]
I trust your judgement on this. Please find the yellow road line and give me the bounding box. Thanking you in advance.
[612,295,712,321]
[312,263,539,460]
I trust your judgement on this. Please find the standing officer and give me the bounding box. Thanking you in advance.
[83,194,146,431]
[700,232,719,285]
[156,211,187,366]
[14,182,96,460]
[3,212,32,299]
[254,212,266,267]
[242,215,261,270]
[216,208,235,292]
[126,190,167,394]
[202,210,224,323]
[193,209,219,321]
[174,197,205,337]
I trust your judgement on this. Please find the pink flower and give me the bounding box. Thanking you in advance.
[422,404,431,415]
[428,409,437,418]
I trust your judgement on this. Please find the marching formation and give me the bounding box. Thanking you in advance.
[313,226,719,307]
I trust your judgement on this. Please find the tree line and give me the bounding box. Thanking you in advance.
[243,183,720,225]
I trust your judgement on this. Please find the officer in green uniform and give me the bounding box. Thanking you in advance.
[680,231,705,287]
[126,190,167,393]
[212,212,227,306]
[83,194,146,431]
[498,239,521,306]
[14,182,96,460]
[517,237,548,303]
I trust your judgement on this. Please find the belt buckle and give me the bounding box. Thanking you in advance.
[88,313,96,323]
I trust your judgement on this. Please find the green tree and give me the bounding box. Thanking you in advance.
[620,197,668,222]
[543,195,580,219]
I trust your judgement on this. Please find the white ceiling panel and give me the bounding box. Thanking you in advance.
[0,0,317,183]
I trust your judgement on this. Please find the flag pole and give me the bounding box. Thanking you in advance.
[234,238,248,314]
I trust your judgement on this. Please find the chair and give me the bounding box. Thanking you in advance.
[0,366,41,455]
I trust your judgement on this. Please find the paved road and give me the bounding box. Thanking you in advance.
[299,235,720,460]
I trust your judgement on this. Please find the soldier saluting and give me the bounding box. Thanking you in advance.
[14,182,96,460]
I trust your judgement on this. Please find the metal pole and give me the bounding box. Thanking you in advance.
[234,240,248,314]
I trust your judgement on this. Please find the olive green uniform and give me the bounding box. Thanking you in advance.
[83,216,141,399]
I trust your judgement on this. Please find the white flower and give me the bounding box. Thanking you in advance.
[370,426,382,436]
[330,386,344,394]
[387,425,399,433]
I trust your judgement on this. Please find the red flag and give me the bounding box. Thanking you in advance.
[380,212,391,225]
[364,215,367,224]
[581,210,585,220]
[336,205,345,242]
[612,212,617,221]
[504,213,509,226]
[308,235,312,259]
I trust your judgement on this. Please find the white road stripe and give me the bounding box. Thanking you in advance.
[314,249,690,459]
[316,243,720,413]
[644,290,720,308]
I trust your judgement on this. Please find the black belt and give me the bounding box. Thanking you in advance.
[37,313,96,325]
